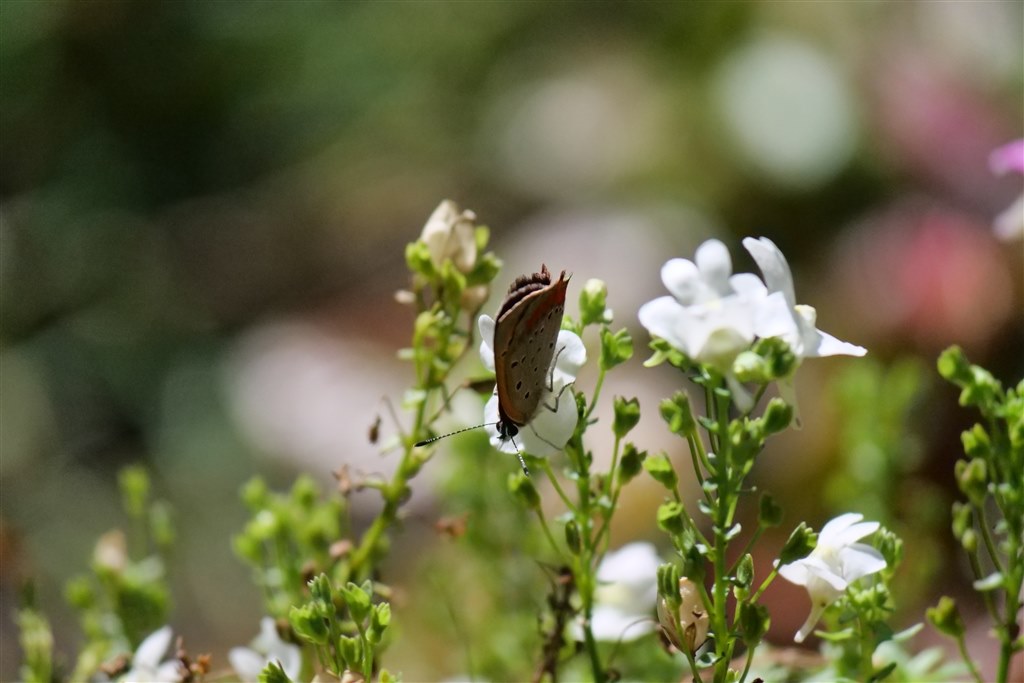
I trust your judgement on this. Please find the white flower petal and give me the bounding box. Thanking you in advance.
[588,605,657,641]
[596,542,661,585]
[478,315,497,372]
[661,258,702,304]
[743,237,796,306]
[229,648,266,683]
[551,330,586,386]
[695,239,733,295]
[133,626,174,670]
[520,387,578,457]
[638,296,690,350]
[794,600,828,643]
[839,543,887,582]
[819,513,867,543]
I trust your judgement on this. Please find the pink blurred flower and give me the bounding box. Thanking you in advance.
[989,139,1024,240]
[834,200,1015,352]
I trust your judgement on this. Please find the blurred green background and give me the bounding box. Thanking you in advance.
[2,1,1022,680]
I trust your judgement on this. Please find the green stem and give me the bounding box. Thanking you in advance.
[857,614,874,681]
[535,508,562,558]
[977,504,1005,574]
[952,627,985,683]
[541,459,576,513]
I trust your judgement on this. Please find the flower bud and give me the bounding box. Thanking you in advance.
[926,596,965,638]
[579,279,610,326]
[955,458,988,504]
[599,327,633,371]
[340,581,372,624]
[762,398,793,434]
[937,346,972,385]
[643,452,678,490]
[618,443,646,484]
[738,601,770,644]
[564,520,582,555]
[612,396,641,438]
[289,604,329,645]
[778,522,816,566]
[418,200,478,274]
[657,502,687,536]
[657,577,708,653]
[659,392,695,436]
[759,493,783,528]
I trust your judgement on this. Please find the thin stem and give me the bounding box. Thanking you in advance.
[738,644,755,683]
[535,508,563,558]
[977,504,1005,574]
[584,365,608,423]
[953,627,985,683]
[541,459,576,513]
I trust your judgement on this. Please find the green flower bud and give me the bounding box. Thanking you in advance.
[762,398,793,434]
[579,279,610,327]
[308,574,334,615]
[733,351,770,383]
[937,346,972,384]
[338,635,362,668]
[258,660,294,683]
[951,502,973,540]
[778,523,817,566]
[760,336,798,380]
[759,493,783,528]
[961,528,978,554]
[564,520,582,555]
[241,477,270,511]
[118,465,150,519]
[600,327,634,371]
[659,392,695,436]
[291,475,319,509]
[738,601,770,644]
[289,604,328,645]
[618,443,646,484]
[612,396,641,438]
[368,602,391,644]
[341,581,372,624]
[405,239,435,277]
[508,473,540,509]
[657,563,682,606]
[926,596,965,638]
[961,424,991,460]
[657,502,687,536]
[643,452,678,490]
[956,458,988,503]
[735,554,754,591]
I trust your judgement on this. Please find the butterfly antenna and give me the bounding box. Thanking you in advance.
[414,423,494,447]
[509,433,530,477]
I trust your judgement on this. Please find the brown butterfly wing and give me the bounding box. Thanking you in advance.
[494,267,569,427]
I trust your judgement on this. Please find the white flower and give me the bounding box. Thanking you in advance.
[638,239,789,411]
[121,626,181,683]
[229,617,302,683]
[478,314,586,457]
[742,237,866,360]
[420,200,478,273]
[989,139,1024,241]
[778,513,887,643]
[576,542,661,642]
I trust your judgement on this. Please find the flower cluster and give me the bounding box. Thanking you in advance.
[639,237,865,411]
